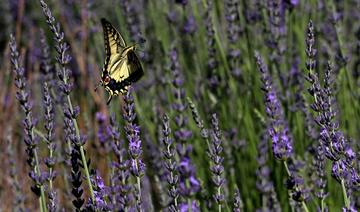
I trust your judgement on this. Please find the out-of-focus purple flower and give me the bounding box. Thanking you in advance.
[96,112,112,151]
[5,127,26,211]
[183,15,197,35]
[167,10,179,24]
[175,0,188,6]
[256,129,281,211]
[179,200,200,212]
[120,0,146,58]
[225,0,243,79]
[204,0,220,90]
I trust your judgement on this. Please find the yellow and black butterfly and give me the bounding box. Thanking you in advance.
[96,18,144,104]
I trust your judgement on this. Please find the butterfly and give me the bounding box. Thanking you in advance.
[96,18,144,104]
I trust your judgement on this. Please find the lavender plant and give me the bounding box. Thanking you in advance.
[39,0,95,206]
[3,0,360,211]
[161,114,179,211]
[122,88,145,211]
[304,20,360,210]
[10,34,47,212]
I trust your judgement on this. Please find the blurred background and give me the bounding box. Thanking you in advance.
[0,0,360,211]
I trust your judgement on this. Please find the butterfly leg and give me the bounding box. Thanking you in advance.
[106,94,113,105]
[94,80,103,92]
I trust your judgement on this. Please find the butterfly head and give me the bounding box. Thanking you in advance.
[102,74,111,86]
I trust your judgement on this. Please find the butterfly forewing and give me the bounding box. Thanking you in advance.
[101,18,126,73]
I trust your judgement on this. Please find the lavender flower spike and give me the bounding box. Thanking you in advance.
[43,82,57,212]
[209,113,225,211]
[161,114,179,211]
[123,88,145,211]
[39,0,95,204]
[255,51,293,161]
[10,34,48,211]
[256,51,309,211]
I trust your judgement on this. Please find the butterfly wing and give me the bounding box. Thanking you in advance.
[101,18,126,74]
[126,49,144,82]
[107,49,143,87]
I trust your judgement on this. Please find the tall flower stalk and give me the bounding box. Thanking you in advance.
[39,0,95,204]
[255,51,309,211]
[161,114,179,211]
[43,82,57,212]
[10,34,48,212]
[109,115,132,210]
[209,114,225,211]
[169,47,200,211]
[122,89,145,211]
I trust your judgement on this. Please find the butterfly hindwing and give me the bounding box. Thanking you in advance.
[126,50,144,82]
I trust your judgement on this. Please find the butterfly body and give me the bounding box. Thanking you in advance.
[99,18,143,104]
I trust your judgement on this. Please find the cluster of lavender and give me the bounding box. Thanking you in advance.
[169,46,201,211]
[108,115,132,210]
[305,20,359,211]
[4,0,360,211]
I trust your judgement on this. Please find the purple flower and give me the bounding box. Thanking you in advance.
[108,115,132,210]
[96,112,112,150]
[255,52,293,161]
[183,15,197,35]
[123,89,145,210]
[10,34,44,198]
[90,170,110,211]
[179,200,200,212]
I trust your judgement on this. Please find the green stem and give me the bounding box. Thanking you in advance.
[283,161,309,212]
[34,128,46,141]
[341,179,350,209]
[65,94,95,202]
[39,198,44,212]
[33,148,47,212]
